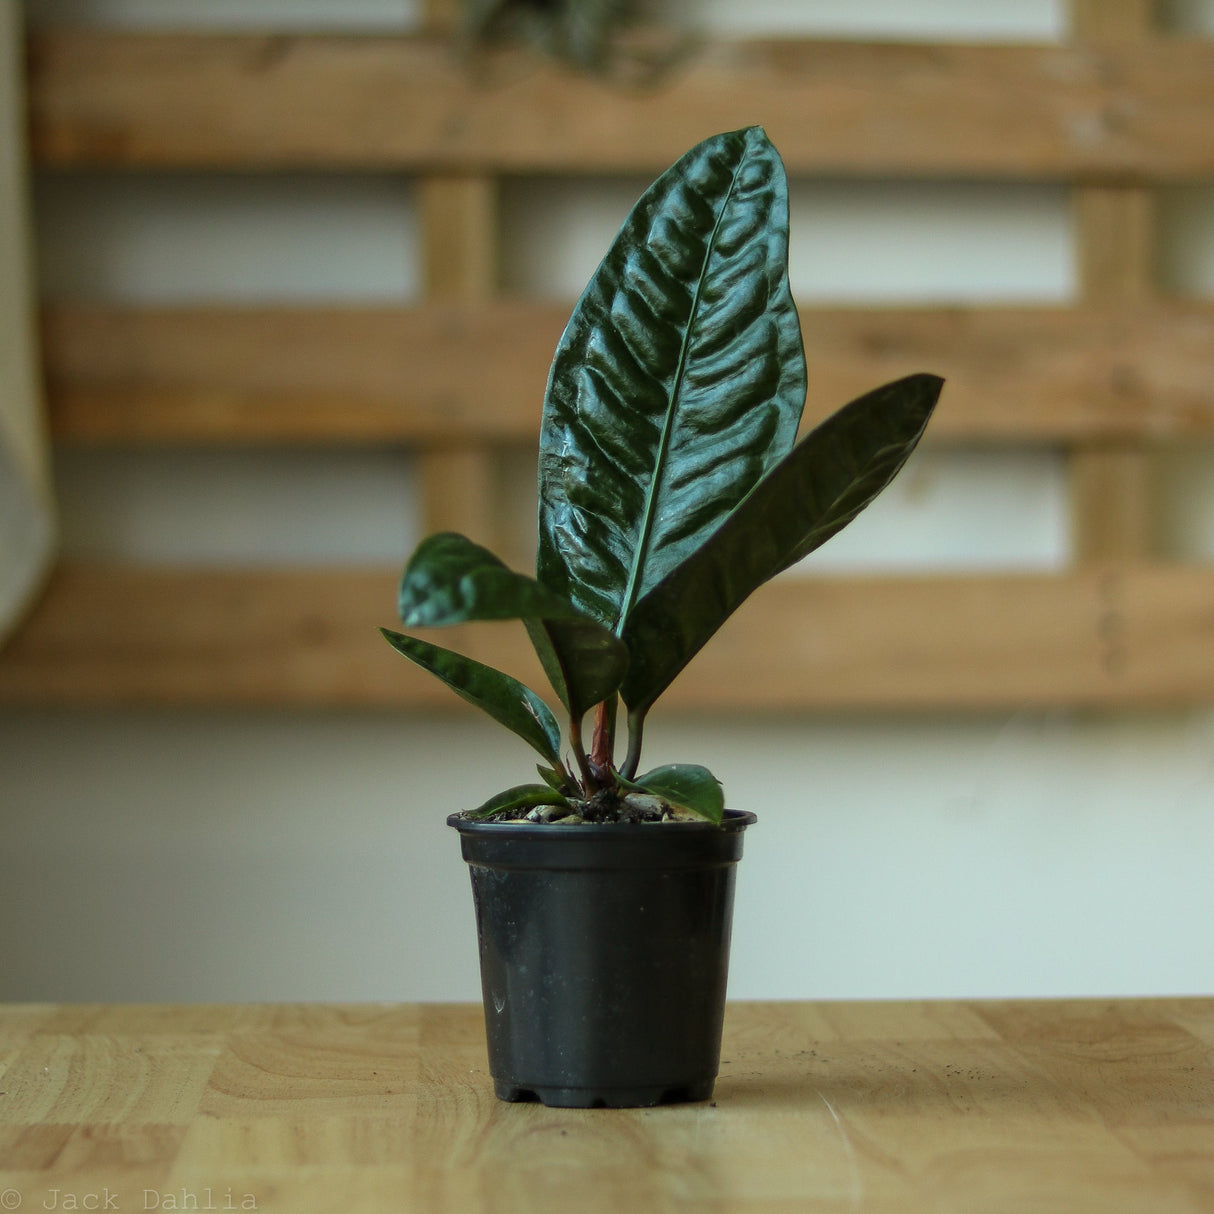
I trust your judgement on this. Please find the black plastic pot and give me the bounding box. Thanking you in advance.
[448,809,756,1108]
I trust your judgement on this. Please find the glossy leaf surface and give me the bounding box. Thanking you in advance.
[398,532,628,717]
[537,125,806,632]
[380,627,563,765]
[524,615,628,720]
[621,373,943,713]
[630,763,724,825]
[466,783,571,820]
[399,532,576,626]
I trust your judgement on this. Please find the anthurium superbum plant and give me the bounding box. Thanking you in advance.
[382,127,942,825]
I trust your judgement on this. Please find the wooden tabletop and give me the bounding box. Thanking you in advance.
[0,999,1211,1213]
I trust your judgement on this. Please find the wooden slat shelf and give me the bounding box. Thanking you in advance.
[417,169,506,554]
[26,30,1214,179]
[3,563,1214,710]
[42,301,1214,446]
[14,12,1214,713]
[1069,2,1160,565]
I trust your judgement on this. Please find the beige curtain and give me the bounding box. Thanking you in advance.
[0,0,55,646]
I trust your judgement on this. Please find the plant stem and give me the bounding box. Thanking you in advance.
[589,695,617,782]
[620,707,646,780]
[568,713,597,792]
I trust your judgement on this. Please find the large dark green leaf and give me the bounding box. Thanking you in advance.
[620,373,944,713]
[398,532,628,717]
[380,627,563,765]
[537,125,806,632]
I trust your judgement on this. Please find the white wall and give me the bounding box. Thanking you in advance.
[4,0,1214,1003]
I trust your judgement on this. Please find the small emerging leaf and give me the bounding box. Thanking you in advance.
[536,763,575,794]
[625,763,725,825]
[466,783,572,820]
[380,627,563,765]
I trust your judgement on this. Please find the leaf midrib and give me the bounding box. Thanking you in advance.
[613,149,748,636]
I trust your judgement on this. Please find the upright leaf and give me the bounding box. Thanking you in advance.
[380,628,563,765]
[537,125,806,632]
[398,532,628,717]
[621,374,943,713]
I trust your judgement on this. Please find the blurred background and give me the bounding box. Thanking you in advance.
[2,0,1214,1003]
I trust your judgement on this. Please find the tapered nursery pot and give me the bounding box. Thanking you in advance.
[449,810,756,1109]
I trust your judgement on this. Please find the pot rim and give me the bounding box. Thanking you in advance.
[447,807,757,836]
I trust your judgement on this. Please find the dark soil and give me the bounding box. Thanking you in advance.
[579,788,665,823]
[476,786,674,825]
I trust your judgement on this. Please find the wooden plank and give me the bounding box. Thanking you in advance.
[418,174,502,550]
[3,564,1214,709]
[421,0,461,34]
[42,301,1214,445]
[26,30,1214,179]
[1071,202,1159,557]
[42,302,557,444]
[0,565,450,707]
[418,446,499,542]
[1071,447,1155,559]
[1070,0,1156,39]
[419,0,501,548]
[421,174,496,302]
[1070,1,1158,563]
[1075,186,1156,301]
[676,564,1214,710]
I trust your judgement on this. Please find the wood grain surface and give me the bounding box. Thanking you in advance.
[417,172,503,555]
[1068,0,1159,565]
[4,564,1214,709]
[42,302,1214,446]
[0,1000,1210,1213]
[26,31,1214,178]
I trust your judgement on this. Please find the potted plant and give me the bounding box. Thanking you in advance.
[383,126,942,1107]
